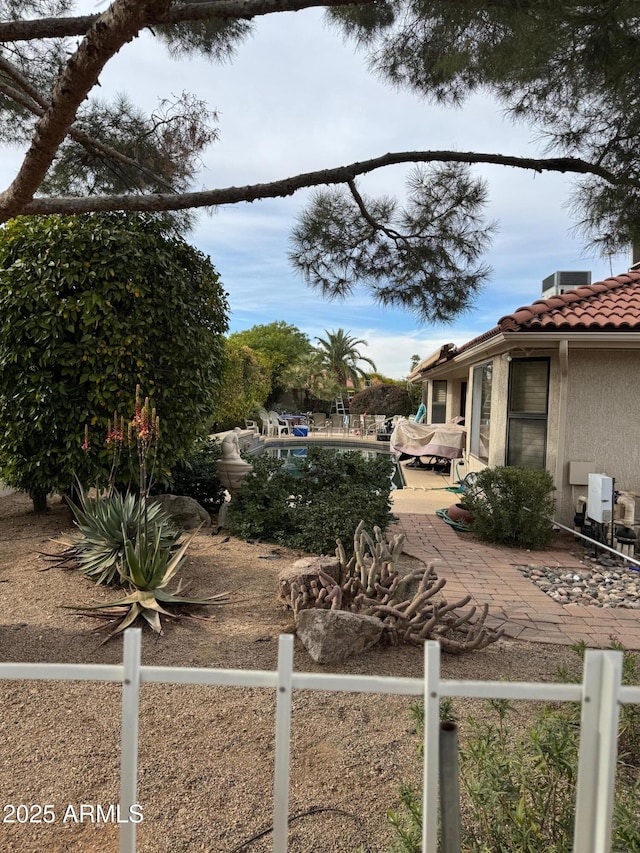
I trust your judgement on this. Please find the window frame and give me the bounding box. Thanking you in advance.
[431,379,447,424]
[470,361,492,463]
[506,357,550,469]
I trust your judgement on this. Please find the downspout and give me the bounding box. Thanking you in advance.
[554,339,569,504]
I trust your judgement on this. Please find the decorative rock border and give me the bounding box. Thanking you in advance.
[516,557,640,608]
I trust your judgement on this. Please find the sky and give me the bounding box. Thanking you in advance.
[0,2,631,378]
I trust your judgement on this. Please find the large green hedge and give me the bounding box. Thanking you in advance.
[349,383,413,415]
[0,213,228,510]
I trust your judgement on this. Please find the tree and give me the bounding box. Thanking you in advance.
[279,350,341,411]
[228,321,313,401]
[349,384,413,416]
[0,2,639,319]
[315,329,376,389]
[212,339,270,431]
[0,212,228,510]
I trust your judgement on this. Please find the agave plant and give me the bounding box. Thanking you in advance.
[70,524,229,641]
[55,484,180,586]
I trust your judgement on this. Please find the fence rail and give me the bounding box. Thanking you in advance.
[1,629,639,853]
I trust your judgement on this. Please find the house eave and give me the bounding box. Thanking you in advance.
[414,330,640,380]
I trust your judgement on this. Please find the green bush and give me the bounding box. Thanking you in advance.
[385,645,640,853]
[0,213,228,511]
[349,383,413,416]
[461,466,555,549]
[158,438,227,509]
[227,446,394,554]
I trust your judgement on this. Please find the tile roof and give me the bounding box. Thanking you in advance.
[499,270,640,332]
[450,270,640,359]
[413,271,640,376]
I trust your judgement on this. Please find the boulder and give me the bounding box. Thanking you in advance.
[296,609,383,664]
[150,494,211,529]
[277,556,341,606]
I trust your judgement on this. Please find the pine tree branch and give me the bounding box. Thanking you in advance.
[0,54,178,192]
[0,0,173,221]
[10,149,621,220]
[0,0,376,41]
[347,178,411,248]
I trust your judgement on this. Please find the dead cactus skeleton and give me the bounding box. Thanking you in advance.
[288,520,504,654]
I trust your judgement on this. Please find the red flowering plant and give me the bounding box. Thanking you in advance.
[62,387,228,640]
[58,387,178,587]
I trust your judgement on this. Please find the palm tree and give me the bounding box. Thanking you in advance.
[280,351,341,409]
[315,329,377,389]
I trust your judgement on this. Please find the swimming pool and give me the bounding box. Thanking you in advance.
[247,439,405,488]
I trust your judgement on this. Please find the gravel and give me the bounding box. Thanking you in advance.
[0,492,581,853]
[516,554,640,608]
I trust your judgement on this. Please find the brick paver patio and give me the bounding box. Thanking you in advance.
[392,512,640,650]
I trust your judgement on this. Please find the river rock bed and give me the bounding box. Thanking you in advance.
[516,557,640,608]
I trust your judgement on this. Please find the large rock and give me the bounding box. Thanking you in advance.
[296,609,383,664]
[277,556,341,606]
[150,494,211,529]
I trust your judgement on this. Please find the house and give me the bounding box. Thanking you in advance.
[408,269,640,526]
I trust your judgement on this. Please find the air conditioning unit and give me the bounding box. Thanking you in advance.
[541,271,591,298]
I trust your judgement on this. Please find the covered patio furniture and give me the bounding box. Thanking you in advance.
[390,418,466,467]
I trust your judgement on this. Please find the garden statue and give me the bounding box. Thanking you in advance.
[216,427,253,499]
[221,428,242,460]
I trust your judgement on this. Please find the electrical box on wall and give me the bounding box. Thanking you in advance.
[568,460,598,485]
[587,473,613,523]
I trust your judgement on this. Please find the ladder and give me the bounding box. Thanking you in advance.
[332,396,346,415]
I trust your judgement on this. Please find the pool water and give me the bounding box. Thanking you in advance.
[248,441,405,489]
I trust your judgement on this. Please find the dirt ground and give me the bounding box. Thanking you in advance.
[0,492,581,853]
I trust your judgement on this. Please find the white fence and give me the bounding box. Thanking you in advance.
[1,629,639,853]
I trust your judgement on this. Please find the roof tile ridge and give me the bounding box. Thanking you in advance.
[498,270,640,330]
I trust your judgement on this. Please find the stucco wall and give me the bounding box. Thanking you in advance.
[559,349,640,522]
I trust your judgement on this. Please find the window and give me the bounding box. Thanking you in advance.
[506,358,549,469]
[431,380,447,423]
[470,362,492,462]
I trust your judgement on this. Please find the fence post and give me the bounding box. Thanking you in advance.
[120,628,142,853]
[573,649,623,853]
[422,641,441,853]
[273,634,294,853]
[439,722,461,853]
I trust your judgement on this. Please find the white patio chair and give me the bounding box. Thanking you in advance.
[329,414,348,436]
[258,408,274,437]
[268,411,290,437]
[309,413,329,434]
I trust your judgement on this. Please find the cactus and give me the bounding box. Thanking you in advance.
[287,520,504,654]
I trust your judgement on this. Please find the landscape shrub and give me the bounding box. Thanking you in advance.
[227,447,394,554]
[158,438,226,509]
[0,213,228,511]
[461,465,555,549]
[349,383,413,416]
[384,644,640,853]
[65,395,228,640]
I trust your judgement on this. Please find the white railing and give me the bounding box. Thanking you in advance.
[1,630,639,853]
